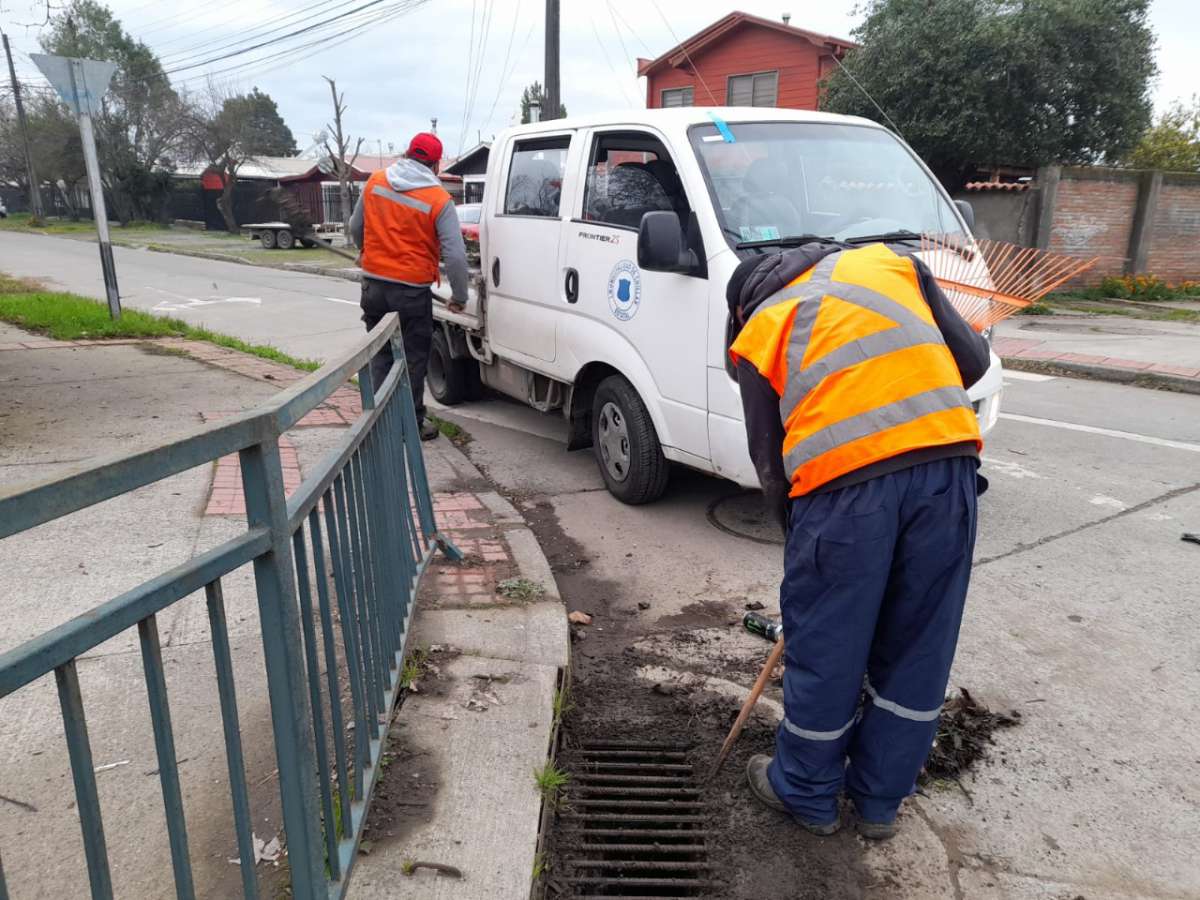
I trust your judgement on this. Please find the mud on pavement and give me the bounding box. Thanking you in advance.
[519,498,1019,900]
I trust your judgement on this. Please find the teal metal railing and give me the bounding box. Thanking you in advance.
[0,313,459,899]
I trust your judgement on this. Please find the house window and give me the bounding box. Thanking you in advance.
[504,136,571,217]
[727,71,778,107]
[661,86,693,108]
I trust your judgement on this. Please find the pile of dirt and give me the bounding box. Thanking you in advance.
[923,687,1020,782]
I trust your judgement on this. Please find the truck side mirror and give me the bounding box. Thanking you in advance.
[638,211,696,273]
[954,199,976,231]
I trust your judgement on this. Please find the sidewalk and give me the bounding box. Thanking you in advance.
[0,323,566,898]
[995,314,1200,392]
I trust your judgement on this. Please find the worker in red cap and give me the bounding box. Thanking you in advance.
[350,131,468,440]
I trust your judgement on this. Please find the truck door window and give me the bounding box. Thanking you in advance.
[504,136,571,218]
[582,132,691,231]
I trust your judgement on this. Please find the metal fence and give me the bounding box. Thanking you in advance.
[0,314,459,899]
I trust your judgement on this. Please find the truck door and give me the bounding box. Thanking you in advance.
[559,128,710,461]
[485,133,575,363]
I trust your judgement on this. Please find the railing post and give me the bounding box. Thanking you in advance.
[239,439,324,898]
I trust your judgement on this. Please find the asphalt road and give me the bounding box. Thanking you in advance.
[0,231,365,361]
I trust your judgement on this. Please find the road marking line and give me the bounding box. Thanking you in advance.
[1002,370,1056,382]
[999,412,1200,453]
[324,297,358,306]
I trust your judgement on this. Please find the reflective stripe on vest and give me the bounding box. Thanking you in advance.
[732,245,981,496]
[359,170,449,284]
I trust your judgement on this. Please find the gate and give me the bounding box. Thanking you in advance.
[0,314,458,899]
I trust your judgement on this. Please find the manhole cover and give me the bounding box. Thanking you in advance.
[706,491,783,545]
[557,742,710,897]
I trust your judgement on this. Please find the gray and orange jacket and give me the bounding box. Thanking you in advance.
[348,158,469,304]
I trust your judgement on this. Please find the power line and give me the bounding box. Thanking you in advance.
[162,0,395,76]
[589,15,636,108]
[156,0,364,67]
[605,0,637,76]
[461,0,496,153]
[458,0,479,152]
[608,0,652,56]
[829,53,903,137]
[480,0,522,136]
[647,0,717,105]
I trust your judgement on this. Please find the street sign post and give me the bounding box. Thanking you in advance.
[30,53,121,319]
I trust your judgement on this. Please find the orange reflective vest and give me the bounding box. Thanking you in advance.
[359,169,450,284]
[730,244,982,497]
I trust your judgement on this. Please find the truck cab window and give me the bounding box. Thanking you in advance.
[583,132,690,230]
[504,137,570,217]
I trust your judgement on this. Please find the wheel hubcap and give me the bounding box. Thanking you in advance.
[597,401,631,483]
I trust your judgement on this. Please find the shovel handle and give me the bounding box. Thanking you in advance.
[707,636,784,781]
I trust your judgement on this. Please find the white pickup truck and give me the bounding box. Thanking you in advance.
[432,108,1003,504]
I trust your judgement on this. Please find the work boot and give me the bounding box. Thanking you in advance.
[856,818,899,841]
[419,418,439,442]
[746,755,841,836]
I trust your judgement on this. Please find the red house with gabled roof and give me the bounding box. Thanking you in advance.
[637,11,856,111]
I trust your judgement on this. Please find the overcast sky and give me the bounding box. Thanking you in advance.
[3,0,1197,160]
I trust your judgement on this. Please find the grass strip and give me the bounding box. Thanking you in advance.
[0,275,320,371]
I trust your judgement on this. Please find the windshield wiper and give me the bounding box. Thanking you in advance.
[842,230,923,246]
[735,233,837,250]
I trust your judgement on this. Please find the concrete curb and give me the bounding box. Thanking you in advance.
[1002,355,1200,396]
[144,243,362,282]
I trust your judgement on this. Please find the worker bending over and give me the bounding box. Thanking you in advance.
[350,132,468,441]
[728,241,990,839]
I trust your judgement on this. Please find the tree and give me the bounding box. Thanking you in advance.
[41,0,189,222]
[1126,97,1200,172]
[188,85,297,232]
[821,0,1157,189]
[320,77,363,242]
[519,81,566,124]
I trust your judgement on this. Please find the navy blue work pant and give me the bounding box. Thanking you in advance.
[767,456,978,825]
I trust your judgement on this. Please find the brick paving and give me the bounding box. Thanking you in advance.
[994,336,1200,381]
[204,437,303,516]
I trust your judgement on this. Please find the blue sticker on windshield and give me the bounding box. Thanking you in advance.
[708,112,736,143]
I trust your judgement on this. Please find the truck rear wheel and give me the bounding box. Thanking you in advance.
[428,329,477,405]
[260,230,276,249]
[592,376,669,504]
[276,228,294,249]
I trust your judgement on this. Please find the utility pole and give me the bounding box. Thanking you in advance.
[544,0,560,121]
[3,32,45,220]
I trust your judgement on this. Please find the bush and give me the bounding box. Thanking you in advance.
[1097,275,1200,301]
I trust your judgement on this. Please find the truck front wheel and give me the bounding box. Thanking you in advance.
[592,376,669,504]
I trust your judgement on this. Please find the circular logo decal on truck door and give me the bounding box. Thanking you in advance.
[607,259,642,322]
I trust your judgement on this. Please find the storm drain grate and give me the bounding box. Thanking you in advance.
[558,742,710,898]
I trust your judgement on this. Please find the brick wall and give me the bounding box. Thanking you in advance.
[1047,168,1140,284]
[1144,174,1200,282]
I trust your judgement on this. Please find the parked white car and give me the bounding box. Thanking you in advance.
[0,199,7,218]
[432,108,1003,504]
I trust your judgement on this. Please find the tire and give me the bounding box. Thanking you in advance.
[260,230,276,249]
[275,228,294,250]
[591,375,669,504]
[428,329,472,405]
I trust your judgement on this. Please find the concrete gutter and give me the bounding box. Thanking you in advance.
[347,437,568,900]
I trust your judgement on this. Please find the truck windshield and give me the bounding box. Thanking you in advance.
[689,122,963,247]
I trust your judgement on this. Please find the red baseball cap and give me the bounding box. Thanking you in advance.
[407,132,443,165]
